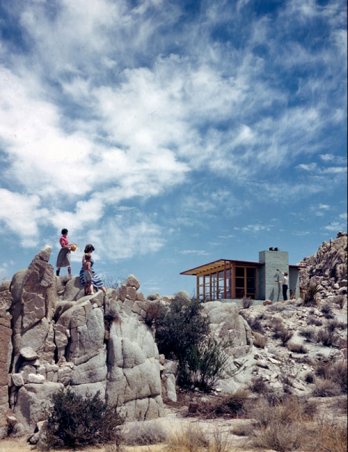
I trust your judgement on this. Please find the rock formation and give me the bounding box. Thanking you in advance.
[299,232,347,300]
[0,246,163,437]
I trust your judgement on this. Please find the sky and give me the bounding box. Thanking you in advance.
[0,0,347,297]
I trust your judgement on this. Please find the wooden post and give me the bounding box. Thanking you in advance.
[223,261,227,299]
[203,275,206,302]
[210,273,212,301]
[232,264,236,299]
[196,276,200,301]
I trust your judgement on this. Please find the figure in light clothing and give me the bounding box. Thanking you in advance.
[277,269,289,301]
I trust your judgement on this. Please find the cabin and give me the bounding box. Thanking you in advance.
[180,248,300,302]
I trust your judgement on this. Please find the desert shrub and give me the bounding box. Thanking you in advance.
[327,319,347,331]
[307,316,323,326]
[248,395,317,452]
[166,424,209,452]
[312,378,341,397]
[305,372,315,384]
[154,296,225,390]
[287,342,307,354]
[241,296,253,309]
[155,296,209,361]
[249,376,269,394]
[310,418,348,452]
[189,337,229,391]
[251,421,304,452]
[247,315,265,333]
[330,360,348,393]
[271,318,293,344]
[315,360,347,393]
[316,325,338,346]
[211,390,249,418]
[45,388,124,449]
[252,331,267,348]
[144,301,164,327]
[188,390,250,419]
[320,302,334,319]
[302,282,320,306]
[299,327,316,342]
[209,427,233,452]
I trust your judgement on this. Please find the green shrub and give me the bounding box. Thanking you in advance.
[191,337,229,391]
[154,296,227,391]
[155,296,209,362]
[45,388,124,448]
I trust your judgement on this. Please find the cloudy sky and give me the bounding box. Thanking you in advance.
[0,0,346,296]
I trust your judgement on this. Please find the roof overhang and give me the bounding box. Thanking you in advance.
[180,259,262,277]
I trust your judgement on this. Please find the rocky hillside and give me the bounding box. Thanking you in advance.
[299,231,347,300]
[0,233,346,445]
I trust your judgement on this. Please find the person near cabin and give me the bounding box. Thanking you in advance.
[56,228,72,277]
[277,269,289,301]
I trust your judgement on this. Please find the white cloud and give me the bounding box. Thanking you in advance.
[0,189,49,246]
[84,214,165,261]
[179,249,210,256]
[320,153,335,162]
[234,224,271,233]
[325,221,347,232]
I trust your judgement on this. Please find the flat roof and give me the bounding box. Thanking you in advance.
[181,259,300,276]
[180,259,262,276]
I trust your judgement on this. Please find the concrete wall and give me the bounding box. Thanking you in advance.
[259,250,289,302]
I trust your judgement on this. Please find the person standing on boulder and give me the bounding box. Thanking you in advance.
[79,244,107,294]
[56,228,72,277]
[277,269,289,301]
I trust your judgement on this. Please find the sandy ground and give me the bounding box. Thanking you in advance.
[0,417,255,452]
[0,396,346,452]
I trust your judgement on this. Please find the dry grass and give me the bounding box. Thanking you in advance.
[165,424,209,451]
[247,394,347,452]
[312,378,342,397]
[315,359,347,394]
[121,421,168,446]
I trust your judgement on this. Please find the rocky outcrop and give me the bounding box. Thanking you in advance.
[0,282,13,438]
[300,232,347,302]
[0,248,164,437]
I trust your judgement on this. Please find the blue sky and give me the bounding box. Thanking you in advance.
[0,0,346,297]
